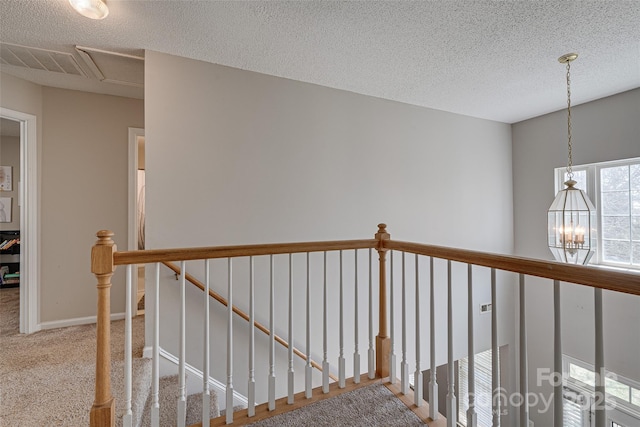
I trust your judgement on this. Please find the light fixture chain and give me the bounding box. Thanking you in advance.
[566,60,573,180]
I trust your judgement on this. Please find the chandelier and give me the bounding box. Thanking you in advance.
[547,53,596,265]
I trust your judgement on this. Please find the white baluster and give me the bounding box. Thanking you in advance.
[322,251,329,394]
[390,251,396,384]
[123,264,132,427]
[401,252,409,395]
[269,255,276,410]
[446,260,457,427]
[492,269,500,427]
[305,252,313,398]
[288,253,295,403]
[467,265,477,427]
[203,260,211,424]
[594,288,604,427]
[248,257,255,416]
[429,257,438,420]
[354,249,360,384]
[368,248,375,379]
[553,280,562,427]
[339,250,346,389]
[414,254,423,407]
[226,258,234,424]
[151,263,160,427]
[519,274,527,427]
[177,261,187,427]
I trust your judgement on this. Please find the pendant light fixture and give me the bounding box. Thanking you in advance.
[547,53,596,265]
[69,0,109,20]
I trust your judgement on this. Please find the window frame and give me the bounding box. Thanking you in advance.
[554,157,640,270]
[563,355,640,422]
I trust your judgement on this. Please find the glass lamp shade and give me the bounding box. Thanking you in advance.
[69,0,109,20]
[547,180,596,265]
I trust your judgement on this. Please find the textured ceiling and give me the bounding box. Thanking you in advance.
[1,0,639,123]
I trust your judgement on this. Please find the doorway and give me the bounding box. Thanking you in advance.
[128,127,145,315]
[0,108,39,334]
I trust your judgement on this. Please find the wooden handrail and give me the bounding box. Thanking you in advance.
[114,239,377,265]
[385,240,640,296]
[162,261,339,382]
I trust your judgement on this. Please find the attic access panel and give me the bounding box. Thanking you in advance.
[75,46,144,87]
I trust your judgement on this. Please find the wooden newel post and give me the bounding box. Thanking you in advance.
[90,230,117,427]
[375,223,391,379]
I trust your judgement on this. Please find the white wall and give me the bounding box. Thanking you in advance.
[512,88,640,426]
[145,51,515,409]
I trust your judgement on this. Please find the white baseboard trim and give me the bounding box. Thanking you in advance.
[157,347,248,409]
[39,312,125,330]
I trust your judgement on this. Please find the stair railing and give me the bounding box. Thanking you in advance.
[90,225,389,426]
[161,260,339,382]
[90,224,640,427]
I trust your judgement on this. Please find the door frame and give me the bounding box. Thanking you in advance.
[1,107,39,334]
[128,127,144,314]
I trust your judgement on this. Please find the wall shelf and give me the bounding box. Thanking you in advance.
[0,230,20,287]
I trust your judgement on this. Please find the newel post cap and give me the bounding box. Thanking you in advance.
[375,223,390,251]
[375,223,390,239]
[91,230,117,275]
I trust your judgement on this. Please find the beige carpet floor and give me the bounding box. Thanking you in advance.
[0,287,151,426]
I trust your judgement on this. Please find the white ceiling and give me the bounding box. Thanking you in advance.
[1,0,639,124]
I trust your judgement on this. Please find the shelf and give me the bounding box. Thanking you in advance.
[0,230,20,287]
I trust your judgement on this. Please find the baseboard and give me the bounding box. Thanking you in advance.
[39,312,125,330]
[157,347,248,409]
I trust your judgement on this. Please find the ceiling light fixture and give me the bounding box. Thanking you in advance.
[69,0,109,20]
[547,53,596,265]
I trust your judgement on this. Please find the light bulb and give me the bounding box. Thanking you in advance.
[69,0,109,20]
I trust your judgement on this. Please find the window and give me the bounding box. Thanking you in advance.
[564,356,640,427]
[554,157,640,269]
[563,390,588,427]
[458,349,495,426]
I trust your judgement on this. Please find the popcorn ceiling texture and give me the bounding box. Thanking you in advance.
[0,1,639,123]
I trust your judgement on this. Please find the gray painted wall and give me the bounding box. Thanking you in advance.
[39,87,144,323]
[145,50,516,410]
[512,88,640,427]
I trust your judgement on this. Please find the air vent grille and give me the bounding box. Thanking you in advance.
[0,43,86,76]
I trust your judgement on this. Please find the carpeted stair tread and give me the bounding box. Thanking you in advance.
[140,374,219,427]
[114,358,153,427]
[245,383,425,426]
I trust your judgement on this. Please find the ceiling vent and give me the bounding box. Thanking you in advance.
[0,43,86,76]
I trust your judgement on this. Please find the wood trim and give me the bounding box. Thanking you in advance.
[114,239,377,265]
[202,374,382,427]
[162,261,338,382]
[384,381,447,426]
[385,240,640,296]
[90,231,117,427]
